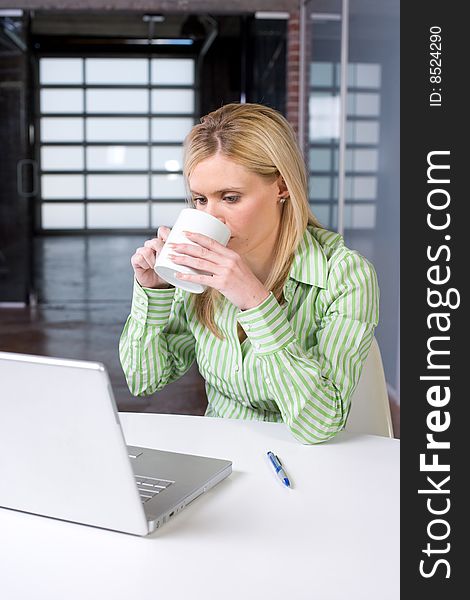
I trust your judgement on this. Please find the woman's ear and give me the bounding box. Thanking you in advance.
[276,174,288,195]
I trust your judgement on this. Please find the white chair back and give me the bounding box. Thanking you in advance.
[346,337,394,437]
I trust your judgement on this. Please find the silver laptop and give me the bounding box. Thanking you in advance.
[0,351,232,536]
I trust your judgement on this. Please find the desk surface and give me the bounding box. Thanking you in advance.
[0,414,399,600]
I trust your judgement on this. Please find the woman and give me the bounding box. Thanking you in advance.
[119,103,379,444]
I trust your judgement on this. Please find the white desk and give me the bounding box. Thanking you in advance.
[0,414,399,600]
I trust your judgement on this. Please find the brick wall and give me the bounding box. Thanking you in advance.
[286,8,300,135]
[286,5,308,156]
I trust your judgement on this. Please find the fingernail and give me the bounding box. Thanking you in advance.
[183,231,193,236]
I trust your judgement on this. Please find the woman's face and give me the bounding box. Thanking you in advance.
[188,153,285,258]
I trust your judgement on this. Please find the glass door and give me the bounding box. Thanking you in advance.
[304,0,400,399]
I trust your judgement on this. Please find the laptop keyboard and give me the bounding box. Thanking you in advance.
[127,447,174,502]
[134,475,174,503]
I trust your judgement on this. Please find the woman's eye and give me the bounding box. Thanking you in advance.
[223,195,240,203]
[193,197,207,205]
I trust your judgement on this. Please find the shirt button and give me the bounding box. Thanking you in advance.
[234,365,240,372]
[265,378,271,385]
[244,324,251,331]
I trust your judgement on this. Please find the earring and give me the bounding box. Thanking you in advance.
[279,196,288,204]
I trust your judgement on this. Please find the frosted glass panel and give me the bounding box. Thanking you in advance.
[348,149,378,172]
[356,64,381,88]
[352,176,377,200]
[309,94,340,141]
[346,121,380,144]
[41,90,84,114]
[86,59,148,85]
[343,64,382,90]
[348,93,380,116]
[151,90,194,114]
[41,118,84,142]
[328,205,374,232]
[87,175,148,199]
[42,203,85,228]
[87,146,148,171]
[42,175,84,199]
[309,203,331,227]
[152,146,184,171]
[350,204,376,228]
[151,59,194,85]
[333,177,351,199]
[40,58,83,84]
[86,118,148,142]
[87,89,148,114]
[309,176,332,200]
[309,148,332,171]
[334,176,377,200]
[310,62,334,87]
[335,149,379,172]
[151,202,188,228]
[41,146,84,171]
[152,174,186,199]
[151,118,193,142]
[87,203,148,228]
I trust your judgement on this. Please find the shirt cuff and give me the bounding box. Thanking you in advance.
[130,279,176,326]
[236,292,296,354]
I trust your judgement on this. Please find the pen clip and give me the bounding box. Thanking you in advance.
[267,451,282,469]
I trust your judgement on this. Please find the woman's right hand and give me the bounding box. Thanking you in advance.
[131,226,172,289]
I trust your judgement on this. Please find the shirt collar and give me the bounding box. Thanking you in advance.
[283,227,328,299]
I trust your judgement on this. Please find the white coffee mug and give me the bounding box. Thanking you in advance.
[154,208,231,293]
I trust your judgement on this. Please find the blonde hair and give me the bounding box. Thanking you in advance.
[183,102,321,339]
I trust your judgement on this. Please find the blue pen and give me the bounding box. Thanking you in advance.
[267,451,291,488]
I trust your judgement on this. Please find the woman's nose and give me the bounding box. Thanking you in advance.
[202,201,227,224]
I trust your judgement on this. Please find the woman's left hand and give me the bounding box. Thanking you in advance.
[166,231,270,310]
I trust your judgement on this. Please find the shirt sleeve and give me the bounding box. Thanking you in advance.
[119,279,196,397]
[236,252,379,444]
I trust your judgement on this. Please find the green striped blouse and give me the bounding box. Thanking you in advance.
[119,226,379,444]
